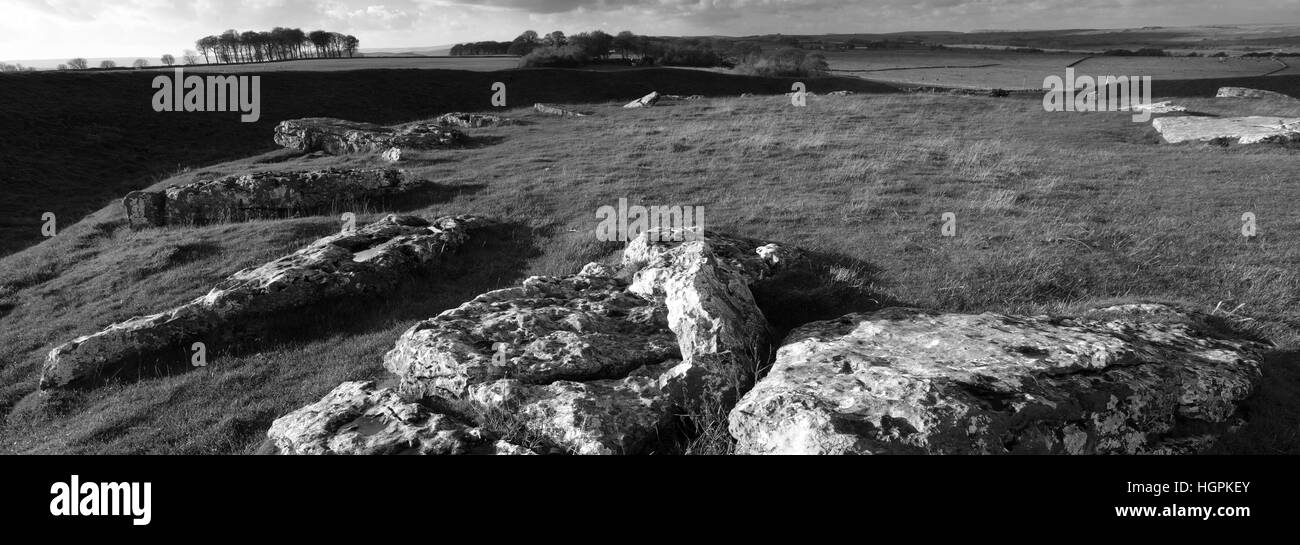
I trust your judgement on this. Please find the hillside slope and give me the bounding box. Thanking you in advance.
[0,67,899,257]
[2,93,1299,454]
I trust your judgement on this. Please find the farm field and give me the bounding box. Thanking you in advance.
[824,49,1297,89]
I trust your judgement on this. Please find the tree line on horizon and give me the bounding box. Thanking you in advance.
[195,28,359,64]
[450,30,729,64]
[451,29,829,77]
[54,28,359,71]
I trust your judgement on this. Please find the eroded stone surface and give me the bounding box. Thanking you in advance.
[1152,116,1300,145]
[123,191,166,230]
[382,273,683,454]
[626,237,771,407]
[468,369,678,455]
[624,92,661,109]
[1133,101,1187,114]
[435,112,520,128]
[730,308,1266,455]
[268,381,486,455]
[533,103,588,117]
[274,117,468,154]
[41,214,490,389]
[1216,87,1297,100]
[385,274,680,399]
[124,168,428,229]
[381,232,780,454]
[622,229,803,286]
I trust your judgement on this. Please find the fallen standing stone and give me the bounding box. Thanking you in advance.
[435,112,521,128]
[730,306,1267,455]
[533,103,589,117]
[41,214,492,389]
[380,231,782,454]
[1215,87,1297,100]
[274,117,468,155]
[123,168,429,229]
[1152,116,1300,145]
[623,91,661,108]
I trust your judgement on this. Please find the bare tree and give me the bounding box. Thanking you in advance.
[161,54,175,66]
[99,60,117,69]
[183,50,199,65]
[67,58,89,69]
[132,58,149,68]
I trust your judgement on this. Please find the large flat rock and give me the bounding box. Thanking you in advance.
[533,103,588,117]
[383,273,684,454]
[379,232,780,454]
[435,112,521,128]
[268,381,512,455]
[274,117,468,154]
[41,214,491,389]
[730,306,1266,455]
[1152,116,1300,145]
[1215,87,1297,100]
[385,274,682,401]
[124,168,428,229]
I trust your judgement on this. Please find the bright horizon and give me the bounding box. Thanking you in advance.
[4,0,1299,65]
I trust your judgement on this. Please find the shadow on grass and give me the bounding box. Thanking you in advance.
[463,135,509,149]
[385,183,486,213]
[751,249,900,343]
[1207,349,1300,455]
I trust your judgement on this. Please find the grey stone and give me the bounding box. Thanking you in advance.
[730,308,1266,455]
[1153,116,1300,145]
[41,214,491,389]
[274,117,467,154]
[124,168,428,229]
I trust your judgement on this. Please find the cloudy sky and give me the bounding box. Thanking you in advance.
[3,0,1297,61]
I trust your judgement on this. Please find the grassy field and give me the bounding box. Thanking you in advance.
[821,23,1300,53]
[1,89,1299,454]
[0,67,896,258]
[825,49,1298,89]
